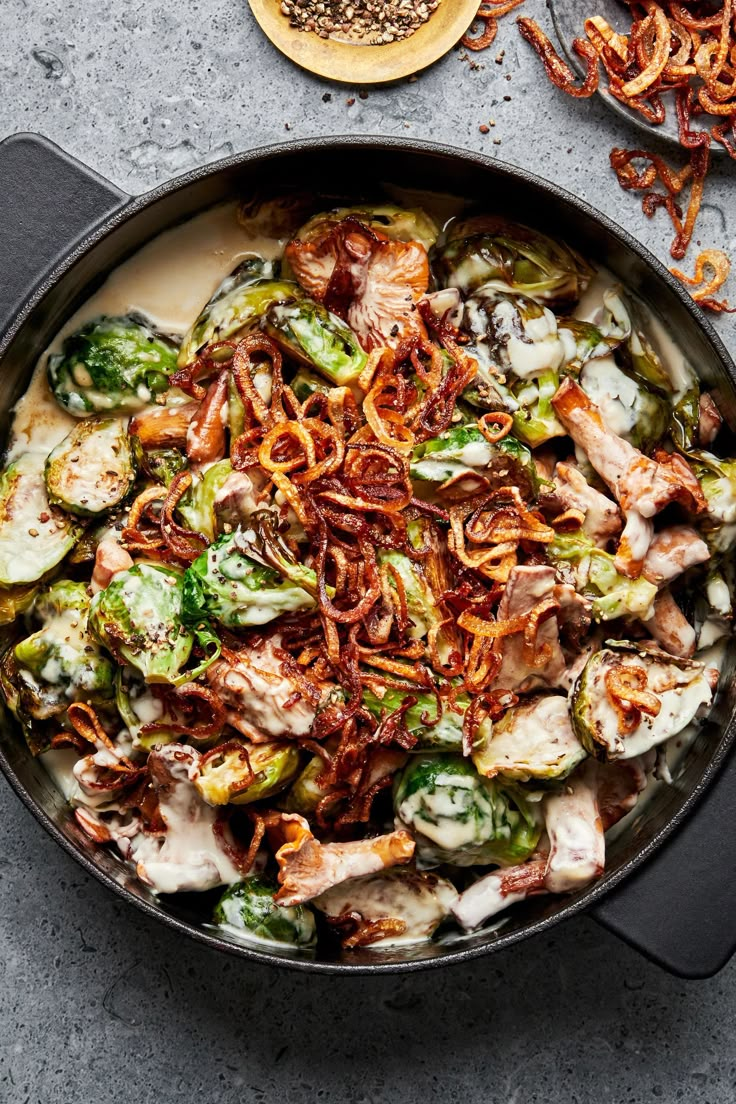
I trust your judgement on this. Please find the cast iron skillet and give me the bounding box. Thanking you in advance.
[0,133,735,978]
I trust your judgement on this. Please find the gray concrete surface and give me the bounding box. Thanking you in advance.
[1,1,735,1101]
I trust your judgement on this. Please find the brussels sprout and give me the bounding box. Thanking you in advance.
[0,454,81,586]
[579,359,669,452]
[671,386,701,451]
[314,869,458,945]
[462,287,566,381]
[214,874,317,948]
[547,532,657,622]
[571,642,713,760]
[435,219,591,308]
[510,370,566,448]
[290,366,333,403]
[471,694,586,782]
[182,529,317,630]
[280,751,333,814]
[44,417,137,517]
[394,753,542,867]
[178,259,298,366]
[410,424,540,498]
[362,686,469,752]
[0,583,39,627]
[292,204,439,251]
[1,579,115,754]
[48,314,178,416]
[619,322,675,396]
[89,563,209,684]
[266,300,367,387]
[195,740,300,805]
[176,460,234,542]
[141,447,187,487]
[375,548,442,642]
[689,452,736,525]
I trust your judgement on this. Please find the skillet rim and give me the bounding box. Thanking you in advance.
[0,133,734,974]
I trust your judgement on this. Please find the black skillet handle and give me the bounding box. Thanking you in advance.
[591,749,736,978]
[0,132,128,337]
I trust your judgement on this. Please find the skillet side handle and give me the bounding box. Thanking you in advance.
[591,749,736,979]
[0,132,128,337]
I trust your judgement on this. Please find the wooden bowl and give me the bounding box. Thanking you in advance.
[248,0,482,83]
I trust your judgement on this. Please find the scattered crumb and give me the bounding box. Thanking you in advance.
[322,92,332,102]
[346,97,355,106]
[358,89,369,99]
[479,124,490,134]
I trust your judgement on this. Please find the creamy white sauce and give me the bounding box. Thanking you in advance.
[8,202,282,461]
[580,357,640,436]
[314,870,458,947]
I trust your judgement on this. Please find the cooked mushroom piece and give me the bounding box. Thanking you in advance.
[270,815,416,907]
[314,869,458,947]
[132,744,243,894]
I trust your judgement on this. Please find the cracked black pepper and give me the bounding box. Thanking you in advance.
[280,0,440,43]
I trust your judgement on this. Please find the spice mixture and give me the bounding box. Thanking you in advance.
[280,0,441,43]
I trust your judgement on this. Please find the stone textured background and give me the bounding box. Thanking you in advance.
[1,0,735,1101]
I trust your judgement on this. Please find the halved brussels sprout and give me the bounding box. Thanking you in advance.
[214,874,317,948]
[280,750,334,814]
[290,366,333,403]
[410,424,540,499]
[671,387,701,451]
[48,314,178,416]
[362,686,469,752]
[266,300,367,386]
[177,259,298,366]
[375,549,442,642]
[292,204,439,251]
[89,563,204,684]
[579,358,669,452]
[462,287,566,380]
[176,459,234,542]
[141,447,187,487]
[195,740,300,805]
[547,531,658,623]
[0,454,81,586]
[44,417,137,517]
[394,753,542,867]
[182,529,317,630]
[510,370,566,448]
[690,451,736,525]
[471,694,586,782]
[435,218,591,308]
[571,642,714,760]
[0,582,38,626]
[1,579,115,754]
[619,319,675,396]
[586,551,658,621]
